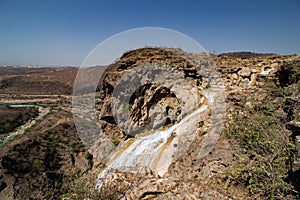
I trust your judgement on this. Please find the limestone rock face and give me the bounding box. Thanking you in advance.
[95,48,300,199]
[238,67,252,77]
[97,48,208,141]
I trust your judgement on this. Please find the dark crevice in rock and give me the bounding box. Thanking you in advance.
[129,84,152,105]
[277,60,300,87]
[117,60,136,71]
[283,98,297,122]
[100,83,114,99]
[184,68,200,79]
[164,117,172,126]
[100,116,117,125]
[128,83,179,127]
[149,87,171,107]
[0,182,7,192]
[287,169,300,197]
[140,191,164,198]
[287,121,300,139]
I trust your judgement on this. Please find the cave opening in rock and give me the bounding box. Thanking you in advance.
[128,83,181,128]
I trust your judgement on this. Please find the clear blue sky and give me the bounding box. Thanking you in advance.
[0,0,299,66]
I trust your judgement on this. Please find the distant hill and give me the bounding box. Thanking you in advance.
[0,67,78,95]
[218,51,276,59]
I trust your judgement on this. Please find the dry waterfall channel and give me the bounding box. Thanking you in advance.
[95,88,220,189]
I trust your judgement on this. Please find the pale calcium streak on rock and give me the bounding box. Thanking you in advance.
[259,65,274,76]
[248,64,276,86]
[96,93,212,189]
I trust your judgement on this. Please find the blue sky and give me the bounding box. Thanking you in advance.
[0,0,299,66]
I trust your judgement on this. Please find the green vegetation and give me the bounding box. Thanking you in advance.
[61,122,71,129]
[196,78,202,86]
[71,141,86,153]
[0,134,21,147]
[111,135,120,146]
[198,121,204,128]
[224,80,298,198]
[123,103,133,112]
[0,109,85,199]
[0,106,39,135]
[85,152,94,167]
[33,159,46,171]
[62,173,121,200]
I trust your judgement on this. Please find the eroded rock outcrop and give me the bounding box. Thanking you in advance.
[97,48,211,145]
[95,48,300,199]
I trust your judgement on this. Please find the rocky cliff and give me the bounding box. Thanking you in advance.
[89,48,300,199]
